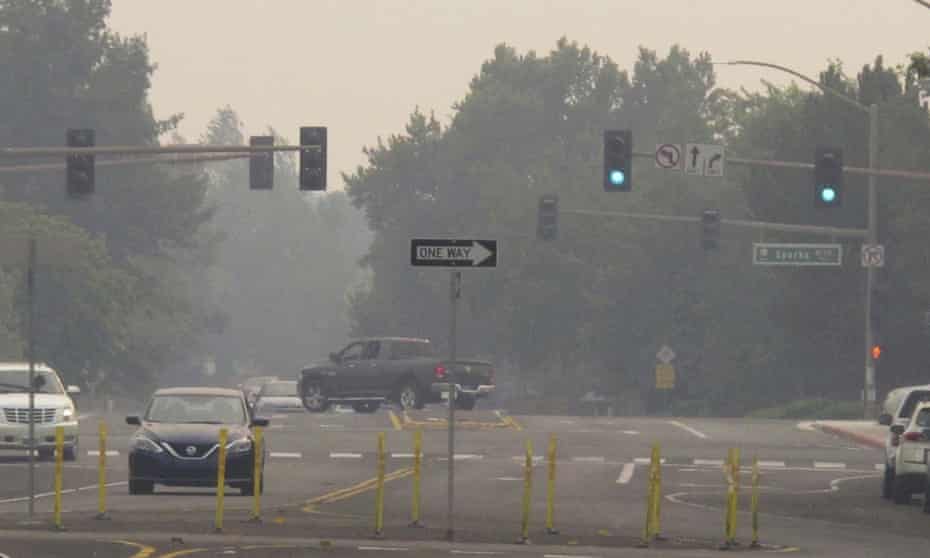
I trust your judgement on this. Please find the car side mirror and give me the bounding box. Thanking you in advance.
[890,424,905,436]
[251,417,270,428]
[126,415,141,426]
[878,413,893,426]
[66,385,81,395]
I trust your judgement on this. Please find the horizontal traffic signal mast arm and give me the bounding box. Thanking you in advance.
[561,208,868,239]
[0,144,320,158]
[0,153,252,174]
[630,150,930,182]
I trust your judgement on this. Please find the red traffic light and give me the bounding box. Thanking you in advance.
[871,345,882,360]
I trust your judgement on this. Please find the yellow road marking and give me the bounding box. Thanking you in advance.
[505,415,524,431]
[113,540,156,558]
[157,549,208,558]
[388,410,403,431]
[302,468,414,512]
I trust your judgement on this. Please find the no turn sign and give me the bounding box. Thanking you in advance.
[655,144,681,170]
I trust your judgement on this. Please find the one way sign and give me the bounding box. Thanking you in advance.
[411,239,498,268]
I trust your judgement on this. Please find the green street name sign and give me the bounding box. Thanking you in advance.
[752,243,843,266]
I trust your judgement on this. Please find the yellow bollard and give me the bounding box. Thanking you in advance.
[638,445,658,548]
[96,421,109,520]
[410,429,423,527]
[545,434,558,535]
[215,428,228,533]
[518,439,533,544]
[54,426,64,530]
[375,432,386,537]
[250,426,263,522]
[650,444,664,541]
[721,447,740,548]
[750,456,760,548]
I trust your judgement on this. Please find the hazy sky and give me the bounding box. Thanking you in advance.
[109,0,929,188]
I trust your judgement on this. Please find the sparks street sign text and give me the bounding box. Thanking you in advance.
[752,243,842,266]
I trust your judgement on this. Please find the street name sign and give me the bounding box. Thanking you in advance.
[655,144,682,170]
[684,143,726,177]
[752,243,842,266]
[410,238,498,268]
[861,244,885,268]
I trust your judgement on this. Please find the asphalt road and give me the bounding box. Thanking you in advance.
[0,405,929,557]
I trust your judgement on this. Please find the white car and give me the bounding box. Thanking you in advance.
[254,380,302,414]
[888,401,930,504]
[879,384,930,500]
[0,362,81,460]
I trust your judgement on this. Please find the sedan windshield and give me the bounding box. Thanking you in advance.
[0,370,64,394]
[145,394,246,424]
[260,381,297,397]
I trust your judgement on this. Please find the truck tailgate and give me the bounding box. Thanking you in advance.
[443,360,493,387]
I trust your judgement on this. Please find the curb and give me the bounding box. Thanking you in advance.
[815,422,885,449]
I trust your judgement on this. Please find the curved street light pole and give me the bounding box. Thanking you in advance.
[717,60,879,418]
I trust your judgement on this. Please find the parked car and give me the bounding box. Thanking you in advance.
[0,362,81,461]
[887,400,930,504]
[298,337,494,413]
[126,387,268,495]
[878,384,930,500]
[254,380,302,414]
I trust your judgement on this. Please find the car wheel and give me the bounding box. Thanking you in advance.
[892,476,911,505]
[301,380,330,413]
[455,394,477,411]
[352,402,380,414]
[129,479,154,495]
[240,474,264,496]
[881,465,894,499]
[398,381,424,410]
[924,484,930,514]
[63,445,77,462]
[37,447,53,461]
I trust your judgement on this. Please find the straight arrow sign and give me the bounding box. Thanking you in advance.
[411,239,498,268]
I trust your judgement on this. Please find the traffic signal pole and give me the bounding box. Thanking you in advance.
[864,103,879,417]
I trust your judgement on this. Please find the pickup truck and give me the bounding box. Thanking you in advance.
[297,337,494,413]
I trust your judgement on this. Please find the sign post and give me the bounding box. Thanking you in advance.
[410,238,498,541]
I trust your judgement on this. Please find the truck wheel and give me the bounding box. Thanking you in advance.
[455,394,477,411]
[63,445,77,462]
[129,479,154,495]
[881,465,894,499]
[301,380,330,413]
[398,381,424,410]
[892,476,911,505]
[352,402,380,414]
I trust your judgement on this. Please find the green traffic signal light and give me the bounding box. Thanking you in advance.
[814,147,843,207]
[603,130,632,191]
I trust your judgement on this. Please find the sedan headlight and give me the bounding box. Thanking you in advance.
[130,435,164,454]
[226,438,253,454]
[62,407,74,420]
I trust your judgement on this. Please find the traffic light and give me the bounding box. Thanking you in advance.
[870,344,882,361]
[701,209,720,250]
[66,129,95,197]
[537,194,559,241]
[249,136,274,190]
[814,147,843,207]
[603,129,632,192]
[299,126,327,191]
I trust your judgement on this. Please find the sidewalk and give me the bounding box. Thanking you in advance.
[814,420,886,449]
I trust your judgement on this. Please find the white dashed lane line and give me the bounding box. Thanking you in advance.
[692,459,724,467]
[329,452,363,459]
[759,460,787,469]
[269,452,302,459]
[814,461,847,469]
[571,456,606,464]
[86,450,120,457]
[358,546,408,552]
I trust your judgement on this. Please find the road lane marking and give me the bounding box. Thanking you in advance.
[439,454,484,461]
[693,459,724,466]
[875,464,884,471]
[544,555,600,558]
[319,424,345,429]
[759,460,787,469]
[495,477,523,481]
[330,452,363,459]
[303,467,414,509]
[87,450,119,457]
[634,457,666,465]
[617,463,635,484]
[391,453,414,459]
[571,456,606,463]
[358,546,409,551]
[668,420,709,439]
[796,421,817,432]
[159,549,209,558]
[0,481,126,504]
[388,410,403,431]
[814,461,846,469]
[270,452,302,459]
[450,551,501,555]
[112,540,156,558]
[621,430,639,435]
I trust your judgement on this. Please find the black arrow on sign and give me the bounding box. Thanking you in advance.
[690,146,700,169]
[708,153,722,170]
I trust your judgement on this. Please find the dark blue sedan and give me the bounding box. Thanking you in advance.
[126,387,269,495]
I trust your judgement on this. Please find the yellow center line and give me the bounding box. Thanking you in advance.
[112,540,157,558]
[157,549,209,558]
[302,467,414,510]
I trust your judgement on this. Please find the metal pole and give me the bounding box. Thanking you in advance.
[865,103,879,418]
[446,270,461,541]
[27,236,36,519]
